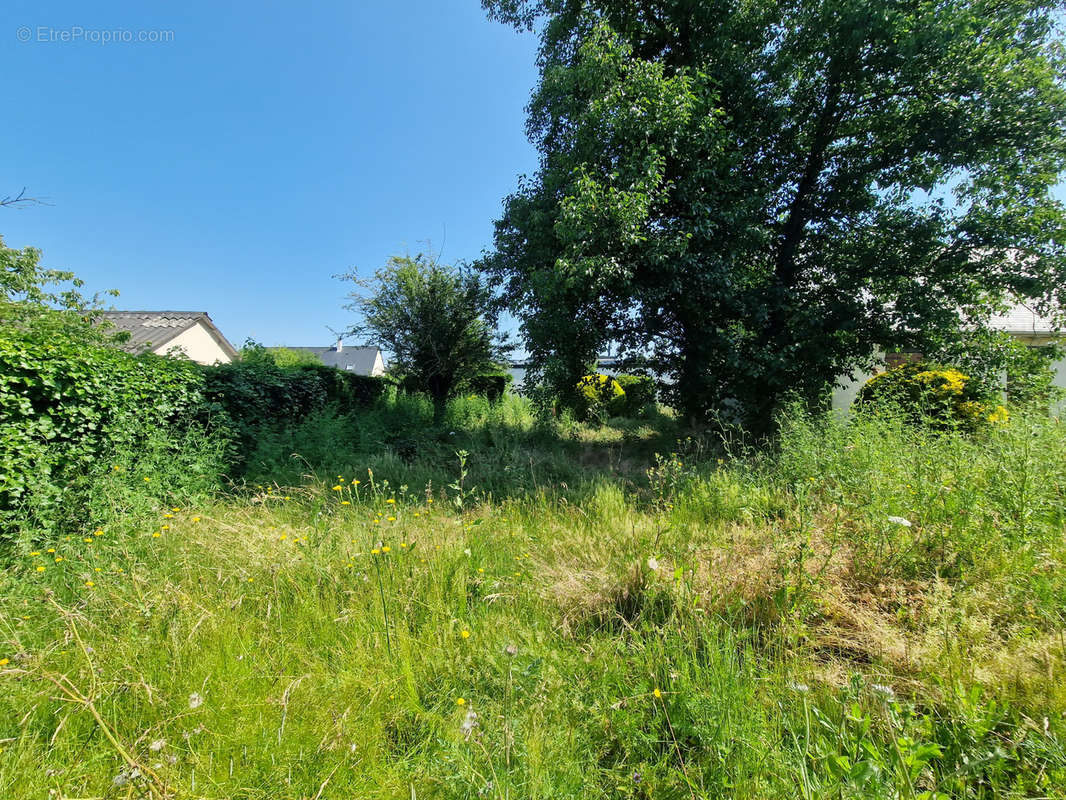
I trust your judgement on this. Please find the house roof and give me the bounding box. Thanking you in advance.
[285,345,382,374]
[99,311,239,359]
[988,301,1062,337]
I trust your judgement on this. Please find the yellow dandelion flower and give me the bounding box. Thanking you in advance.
[400,542,408,549]
[161,525,170,530]
[143,477,150,482]
[54,556,63,563]
[382,546,391,553]
[93,529,103,536]
[83,538,93,543]
[477,568,484,574]
[35,566,45,573]
[284,496,291,500]
[386,498,396,504]
[29,551,40,557]
[352,479,361,485]
[341,501,351,506]
[371,548,381,555]
[84,581,95,588]
[456,697,466,706]
[192,516,201,523]
[172,507,180,512]
[46,548,55,553]
[0,658,8,666]
[152,532,161,538]
[112,465,121,471]
[460,630,470,639]
[248,577,254,582]
[280,534,287,541]
[427,498,434,504]
[332,485,343,492]
[653,688,662,699]
[387,516,396,522]
[163,513,173,519]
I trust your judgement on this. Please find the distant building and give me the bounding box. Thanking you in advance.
[99,311,237,365]
[283,340,385,376]
[832,300,1066,409]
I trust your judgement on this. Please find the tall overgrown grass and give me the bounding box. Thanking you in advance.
[1,401,1064,798]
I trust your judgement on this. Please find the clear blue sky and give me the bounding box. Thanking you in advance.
[1,1,539,346]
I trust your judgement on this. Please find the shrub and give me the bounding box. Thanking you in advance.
[855,362,1008,429]
[464,371,513,403]
[199,362,386,466]
[0,328,211,541]
[615,374,657,416]
[575,373,626,422]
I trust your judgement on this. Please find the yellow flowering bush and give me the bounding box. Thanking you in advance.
[856,362,1008,429]
[575,373,626,422]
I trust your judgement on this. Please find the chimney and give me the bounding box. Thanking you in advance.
[336,337,343,352]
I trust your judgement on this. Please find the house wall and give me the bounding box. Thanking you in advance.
[154,322,233,365]
[370,351,385,376]
[831,351,885,411]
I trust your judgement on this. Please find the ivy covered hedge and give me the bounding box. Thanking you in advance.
[0,328,209,538]
[0,330,389,543]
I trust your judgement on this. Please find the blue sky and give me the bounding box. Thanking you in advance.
[1,1,540,346]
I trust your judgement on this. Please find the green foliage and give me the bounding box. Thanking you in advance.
[3,406,1066,797]
[615,373,656,416]
[341,253,509,415]
[575,372,626,422]
[482,0,1066,429]
[930,327,1064,409]
[464,370,513,403]
[199,361,386,465]
[0,326,213,541]
[856,362,1008,429]
[269,346,324,368]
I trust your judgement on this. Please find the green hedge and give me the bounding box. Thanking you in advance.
[199,362,386,464]
[0,328,208,539]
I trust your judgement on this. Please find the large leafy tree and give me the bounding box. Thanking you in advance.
[341,254,509,417]
[481,0,1066,427]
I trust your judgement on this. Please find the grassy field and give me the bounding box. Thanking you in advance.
[2,396,1065,799]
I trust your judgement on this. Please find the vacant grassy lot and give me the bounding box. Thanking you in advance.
[2,398,1065,799]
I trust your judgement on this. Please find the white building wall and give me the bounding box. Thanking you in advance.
[154,322,233,365]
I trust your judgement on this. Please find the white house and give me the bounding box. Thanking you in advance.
[284,340,385,376]
[832,301,1066,410]
[100,311,238,365]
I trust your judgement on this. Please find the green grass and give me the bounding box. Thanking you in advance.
[2,397,1065,798]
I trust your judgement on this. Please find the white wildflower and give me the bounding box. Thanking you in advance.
[887,516,912,528]
[188,692,204,709]
[148,739,166,752]
[871,683,896,700]
[788,682,810,694]
[461,710,478,738]
[646,556,660,572]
